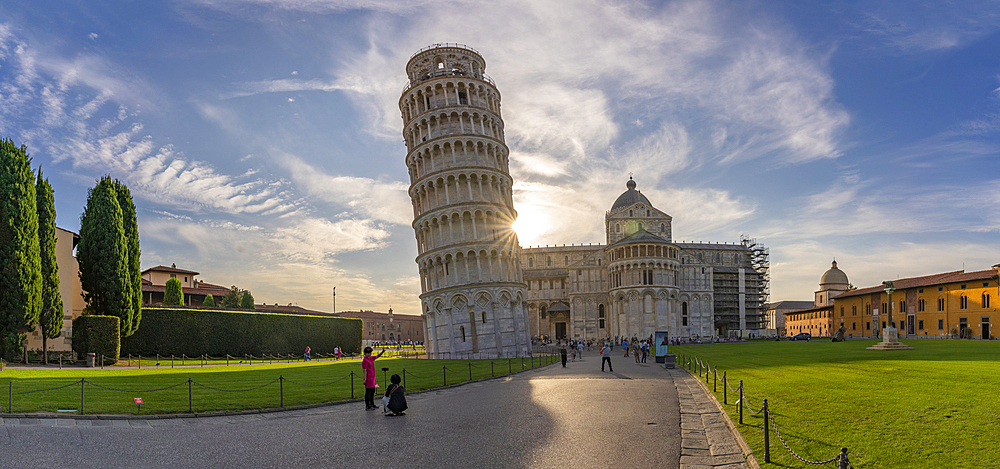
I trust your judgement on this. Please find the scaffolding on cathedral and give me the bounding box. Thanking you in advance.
[741,234,770,328]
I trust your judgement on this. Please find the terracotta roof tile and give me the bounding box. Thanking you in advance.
[836,269,998,299]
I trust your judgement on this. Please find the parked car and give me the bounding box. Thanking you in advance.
[790,332,811,341]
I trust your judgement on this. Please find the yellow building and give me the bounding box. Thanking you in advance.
[24,227,86,353]
[785,305,834,337]
[832,266,999,339]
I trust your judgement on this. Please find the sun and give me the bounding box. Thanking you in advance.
[511,209,548,247]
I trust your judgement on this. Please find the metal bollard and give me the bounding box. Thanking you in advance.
[443,366,447,386]
[723,371,728,404]
[739,380,744,424]
[80,378,86,415]
[763,398,770,463]
[838,447,850,469]
[279,375,284,408]
[188,378,193,413]
[714,366,717,392]
[350,371,355,399]
[402,369,406,389]
[491,361,495,377]
[139,354,142,369]
[469,362,473,381]
[508,358,512,374]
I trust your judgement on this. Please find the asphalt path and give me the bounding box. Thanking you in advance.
[2,348,680,468]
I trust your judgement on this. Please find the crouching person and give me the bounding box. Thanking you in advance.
[384,374,407,416]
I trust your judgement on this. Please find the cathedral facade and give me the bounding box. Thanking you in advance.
[522,178,767,341]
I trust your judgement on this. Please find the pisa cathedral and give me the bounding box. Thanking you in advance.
[401,44,766,357]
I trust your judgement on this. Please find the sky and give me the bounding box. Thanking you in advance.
[1,0,999,317]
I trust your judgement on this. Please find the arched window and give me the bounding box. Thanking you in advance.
[547,256,552,266]
[682,302,689,326]
[638,222,644,231]
[540,306,547,319]
[629,210,633,217]
[528,258,533,268]
[647,210,650,216]
[983,293,991,308]
[660,223,665,232]
[960,295,968,309]
[598,304,605,318]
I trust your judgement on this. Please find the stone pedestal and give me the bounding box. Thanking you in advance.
[867,326,913,350]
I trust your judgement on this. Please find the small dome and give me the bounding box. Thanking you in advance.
[820,260,849,286]
[611,176,651,212]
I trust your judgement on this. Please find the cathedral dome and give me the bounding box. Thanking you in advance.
[611,177,651,211]
[820,260,849,287]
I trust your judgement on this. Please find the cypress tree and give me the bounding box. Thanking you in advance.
[163,277,183,306]
[202,294,215,307]
[240,291,255,309]
[77,177,133,333]
[111,180,141,336]
[0,138,42,362]
[36,170,63,364]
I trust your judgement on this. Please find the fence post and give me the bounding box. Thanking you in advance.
[491,361,494,377]
[350,371,355,399]
[157,354,160,367]
[705,362,710,384]
[171,355,174,368]
[714,366,718,392]
[100,354,104,369]
[443,366,447,386]
[188,378,193,413]
[508,358,512,374]
[402,369,406,389]
[9,381,13,413]
[139,354,142,369]
[469,362,472,381]
[226,355,229,366]
[763,399,770,463]
[739,380,744,424]
[279,375,284,408]
[838,447,850,469]
[723,371,727,404]
[80,378,85,415]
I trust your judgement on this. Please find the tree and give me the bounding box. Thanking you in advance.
[163,278,183,306]
[240,291,255,310]
[202,294,215,307]
[36,170,63,364]
[220,286,242,308]
[77,177,134,335]
[0,139,41,362]
[111,180,141,336]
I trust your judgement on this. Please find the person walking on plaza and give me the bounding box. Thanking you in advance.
[577,341,584,361]
[362,346,385,410]
[633,342,641,364]
[304,345,311,361]
[623,338,630,357]
[600,342,613,372]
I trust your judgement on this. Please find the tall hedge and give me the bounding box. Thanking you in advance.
[121,308,361,356]
[77,177,133,332]
[36,170,63,363]
[111,180,141,336]
[71,315,121,362]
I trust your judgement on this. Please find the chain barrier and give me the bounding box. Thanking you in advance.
[13,380,81,395]
[191,378,279,393]
[281,374,352,387]
[85,380,188,393]
[688,354,855,468]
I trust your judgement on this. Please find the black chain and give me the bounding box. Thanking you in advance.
[769,411,844,465]
[191,378,278,392]
[14,380,82,395]
[85,380,188,393]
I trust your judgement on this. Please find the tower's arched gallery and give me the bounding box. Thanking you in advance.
[401,44,531,358]
[402,45,767,356]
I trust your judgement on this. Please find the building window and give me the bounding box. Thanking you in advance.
[852,322,856,330]
[960,296,968,309]
[866,304,871,315]
[564,256,569,265]
[918,320,924,330]
[938,319,944,330]
[900,300,905,314]
[599,319,605,328]
[939,287,944,292]
[840,307,844,317]
[660,223,665,232]
[918,299,925,312]
[170,274,176,279]
[547,256,552,266]
[528,258,533,268]
[938,298,945,311]
[984,282,990,288]
[540,306,547,319]
[866,322,870,330]
[629,210,633,217]
[852,306,857,316]
[919,289,924,294]
[599,304,605,318]
[961,284,967,290]
[984,294,991,308]
[682,302,688,326]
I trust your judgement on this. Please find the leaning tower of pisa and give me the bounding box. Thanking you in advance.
[400,44,531,359]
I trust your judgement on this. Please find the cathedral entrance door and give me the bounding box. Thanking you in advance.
[555,323,567,340]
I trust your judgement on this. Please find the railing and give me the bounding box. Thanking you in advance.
[402,71,496,93]
[1,352,557,416]
[409,43,481,60]
[678,353,855,469]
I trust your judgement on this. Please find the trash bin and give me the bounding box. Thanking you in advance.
[663,353,676,369]
[86,353,96,367]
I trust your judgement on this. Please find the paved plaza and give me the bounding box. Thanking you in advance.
[1,349,749,468]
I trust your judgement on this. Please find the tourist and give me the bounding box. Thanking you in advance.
[362,346,385,410]
[577,341,584,361]
[633,342,641,364]
[600,342,613,372]
[304,345,311,361]
[640,342,647,363]
[335,346,341,360]
[383,374,407,416]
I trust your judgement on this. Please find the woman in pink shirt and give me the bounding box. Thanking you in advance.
[362,346,385,410]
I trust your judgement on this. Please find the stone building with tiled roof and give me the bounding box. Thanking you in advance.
[832,267,999,339]
[140,264,231,307]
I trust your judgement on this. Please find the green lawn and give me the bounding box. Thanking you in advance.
[671,340,1000,469]
[1,354,555,416]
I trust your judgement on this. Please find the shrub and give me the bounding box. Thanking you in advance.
[121,308,361,356]
[202,294,215,307]
[240,291,255,309]
[72,315,121,363]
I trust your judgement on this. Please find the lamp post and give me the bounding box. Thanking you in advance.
[867,280,912,350]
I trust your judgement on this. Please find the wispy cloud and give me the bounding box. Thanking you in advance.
[857,2,1000,53]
